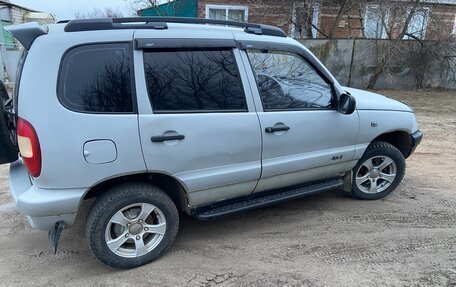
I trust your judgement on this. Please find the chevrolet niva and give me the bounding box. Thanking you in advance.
[0,17,422,268]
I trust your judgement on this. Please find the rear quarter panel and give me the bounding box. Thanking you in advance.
[18,30,147,189]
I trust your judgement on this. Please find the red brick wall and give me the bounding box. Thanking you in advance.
[426,4,456,40]
[385,4,456,40]
[314,1,456,39]
[197,0,456,39]
[318,3,364,39]
[197,0,294,33]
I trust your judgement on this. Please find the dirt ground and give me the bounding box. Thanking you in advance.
[0,89,455,287]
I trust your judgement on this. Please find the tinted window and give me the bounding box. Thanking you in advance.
[143,49,247,113]
[59,43,133,113]
[247,50,333,111]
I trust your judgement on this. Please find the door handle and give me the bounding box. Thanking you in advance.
[265,126,290,133]
[151,134,185,142]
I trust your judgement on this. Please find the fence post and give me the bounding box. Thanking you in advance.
[348,39,356,87]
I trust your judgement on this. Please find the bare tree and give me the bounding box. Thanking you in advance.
[324,0,365,38]
[74,8,124,19]
[287,0,367,39]
[125,0,157,15]
[124,0,185,16]
[119,0,455,89]
[364,0,456,89]
[80,52,132,112]
[290,0,320,38]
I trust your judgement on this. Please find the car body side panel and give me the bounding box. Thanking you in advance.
[17,30,147,189]
[237,48,359,193]
[344,87,412,112]
[137,112,263,191]
[133,42,263,206]
[254,110,359,192]
[354,110,415,159]
[255,161,357,192]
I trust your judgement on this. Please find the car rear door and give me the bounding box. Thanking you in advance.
[0,80,18,164]
[134,35,262,207]
[238,43,359,193]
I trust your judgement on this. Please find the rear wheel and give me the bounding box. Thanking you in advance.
[85,182,179,269]
[0,82,18,164]
[351,141,405,200]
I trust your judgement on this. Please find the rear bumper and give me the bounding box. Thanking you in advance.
[9,160,86,230]
[408,130,423,157]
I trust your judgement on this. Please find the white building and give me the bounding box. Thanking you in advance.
[0,0,54,83]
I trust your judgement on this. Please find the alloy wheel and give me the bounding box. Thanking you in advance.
[105,203,167,258]
[355,156,397,194]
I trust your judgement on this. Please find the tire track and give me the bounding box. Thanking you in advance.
[295,236,456,264]
[257,208,456,242]
[330,209,456,227]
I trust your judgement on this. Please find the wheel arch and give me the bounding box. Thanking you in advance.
[82,172,190,213]
[371,130,412,158]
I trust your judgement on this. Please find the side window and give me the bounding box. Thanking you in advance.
[143,49,247,113]
[246,49,333,111]
[59,43,133,113]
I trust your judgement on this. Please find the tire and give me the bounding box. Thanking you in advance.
[351,141,405,200]
[0,83,18,165]
[85,182,179,269]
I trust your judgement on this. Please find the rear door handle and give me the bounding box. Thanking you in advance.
[151,134,185,142]
[265,126,290,133]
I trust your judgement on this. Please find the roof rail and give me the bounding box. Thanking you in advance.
[64,17,287,37]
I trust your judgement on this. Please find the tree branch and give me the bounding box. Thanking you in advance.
[311,23,329,38]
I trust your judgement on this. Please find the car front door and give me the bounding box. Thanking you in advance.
[240,47,359,193]
[135,42,262,207]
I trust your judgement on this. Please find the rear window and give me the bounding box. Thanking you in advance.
[143,49,247,113]
[58,43,134,113]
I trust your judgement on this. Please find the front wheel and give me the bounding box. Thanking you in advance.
[85,182,179,269]
[351,141,405,200]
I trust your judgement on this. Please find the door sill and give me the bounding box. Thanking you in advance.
[192,177,343,220]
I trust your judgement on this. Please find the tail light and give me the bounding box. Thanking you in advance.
[17,117,41,177]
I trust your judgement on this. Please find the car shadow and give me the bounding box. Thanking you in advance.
[59,188,350,272]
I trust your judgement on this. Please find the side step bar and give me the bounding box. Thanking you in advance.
[193,177,344,220]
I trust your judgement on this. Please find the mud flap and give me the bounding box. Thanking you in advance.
[342,171,353,193]
[48,221,64,254]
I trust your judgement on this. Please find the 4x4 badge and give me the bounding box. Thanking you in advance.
[332,155,344,161]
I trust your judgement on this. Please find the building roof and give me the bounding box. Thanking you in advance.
[0,0,39,12]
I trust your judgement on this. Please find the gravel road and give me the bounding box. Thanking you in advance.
[0,90,455,287]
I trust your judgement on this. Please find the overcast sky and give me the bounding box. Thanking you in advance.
[12,0,130,20]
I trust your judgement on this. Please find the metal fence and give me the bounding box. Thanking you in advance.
[299,39,456,90]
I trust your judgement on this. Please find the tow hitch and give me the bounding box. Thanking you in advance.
[48,221,64,254]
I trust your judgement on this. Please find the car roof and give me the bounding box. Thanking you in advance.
[47,21,242,39]
[9,17,299,52]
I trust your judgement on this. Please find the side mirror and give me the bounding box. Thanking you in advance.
[338,93,356,115]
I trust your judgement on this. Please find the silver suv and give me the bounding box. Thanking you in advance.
[0,17,422,268]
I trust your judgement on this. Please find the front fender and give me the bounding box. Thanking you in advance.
[354,110,415,160]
